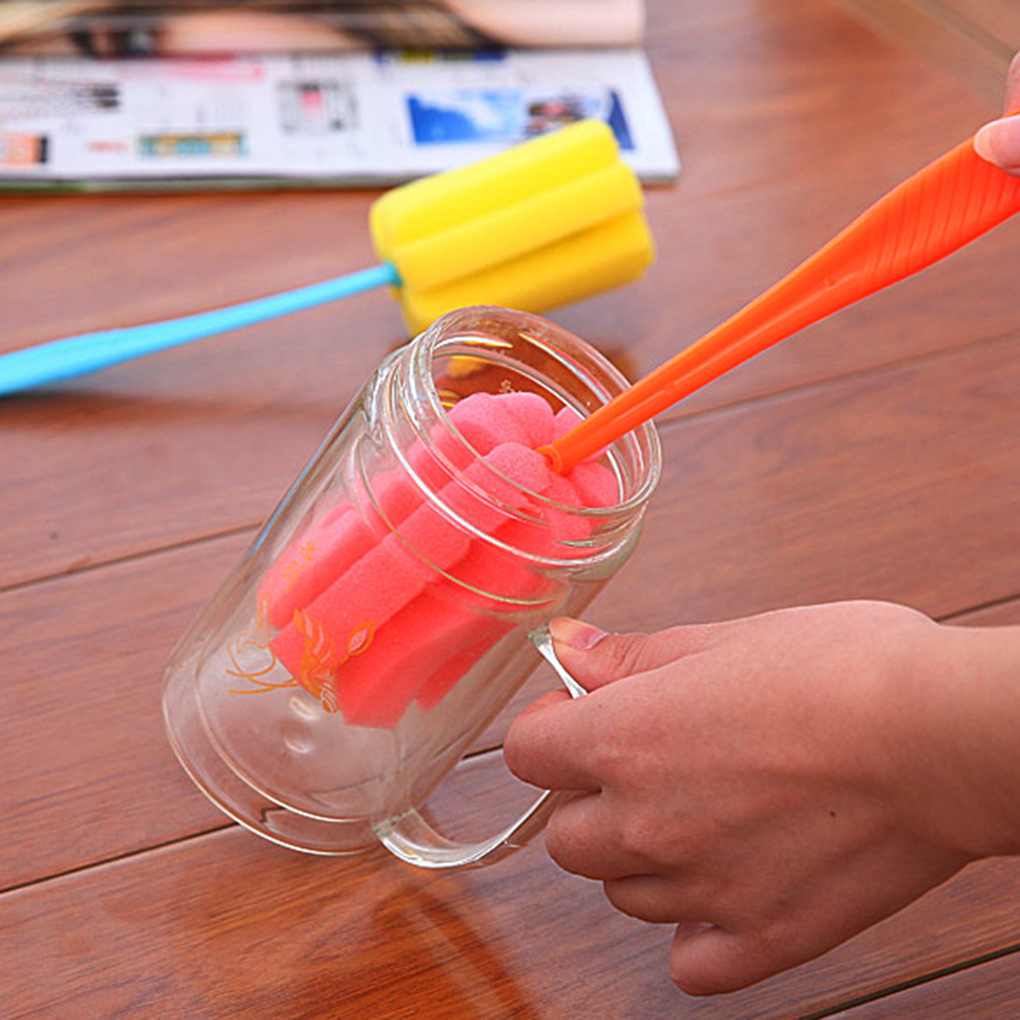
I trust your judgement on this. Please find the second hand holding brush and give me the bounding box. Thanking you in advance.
[543,115,1020,474]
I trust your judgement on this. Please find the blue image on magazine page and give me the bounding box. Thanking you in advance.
[407,88,633,148]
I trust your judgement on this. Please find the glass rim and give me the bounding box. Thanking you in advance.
[410,305,662,521]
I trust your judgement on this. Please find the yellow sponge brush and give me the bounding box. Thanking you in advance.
[0,120,655,396]
[371,120,654,332]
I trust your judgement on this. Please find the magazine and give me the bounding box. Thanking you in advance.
[0,46,679,190]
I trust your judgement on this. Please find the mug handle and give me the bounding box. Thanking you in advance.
[375,625,586,869]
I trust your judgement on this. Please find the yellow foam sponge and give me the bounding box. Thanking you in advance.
[370,120,655,334]
[0,121,656,397]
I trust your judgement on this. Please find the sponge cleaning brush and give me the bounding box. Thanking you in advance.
[0,120,653,396]
[370,120,653,333]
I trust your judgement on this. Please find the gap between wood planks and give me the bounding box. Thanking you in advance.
[800,942,1020,1020]
[3,324,1019,600]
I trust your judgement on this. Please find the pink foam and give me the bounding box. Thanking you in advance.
[263,393,624,727]
[413,520,559,709]
[569,459,619,508]
[538,474,592,545]
[413,631,510,711]
[421,391,556,472]
[495,391,556,448]
[440,441,551,528]
[261,394,557,630]
[553,405,584,439]
[329,514,559,725]
[271,441,555,723]
[332,601,510,727]
[450,391,537,448]
[411,461,617,710]
[260,468,425,631]
[414,394,511,483]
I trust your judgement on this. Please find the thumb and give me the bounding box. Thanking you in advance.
[548,616,712,692]
[974,111,1020,174]
[974,53,1020,174]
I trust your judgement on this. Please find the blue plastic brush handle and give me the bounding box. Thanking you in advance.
[0,261,401,397]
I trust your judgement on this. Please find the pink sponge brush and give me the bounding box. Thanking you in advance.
[331,589,513,727]
[565,459,619,509]
[261,390,551,630]
[335,509,566,727]
[262,390,619,728]
[261,482,413,632]
[495,391,556,448]
[444,391,555,461]
[333,463,618,725]
[411,452,620,712]
[411,516,565,710]
[553,405,584,438]
[271,441,552,716]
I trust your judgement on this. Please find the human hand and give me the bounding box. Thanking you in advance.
[505,601,1020,995]
[974,52,1020,173]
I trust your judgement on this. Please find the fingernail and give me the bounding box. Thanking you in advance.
[974,115,1020,170]
[549,617,607,650]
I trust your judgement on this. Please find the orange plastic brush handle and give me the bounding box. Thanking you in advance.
[544,130,1020,474]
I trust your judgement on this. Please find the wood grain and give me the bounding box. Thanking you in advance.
[2,787,1019,1020]
[927,0,1020,48]
[481,339,1020,743]
[0,535,244,891]
[830,0,1017,106]
[4,326,1018,889]
[828,949,1020,1018]
[3,0,1017,591]
[3,1,1020,1018]
[948,597,1020,626]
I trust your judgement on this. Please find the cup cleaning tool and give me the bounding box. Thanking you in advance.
[543,112,1020,474]
[0,120,652,397]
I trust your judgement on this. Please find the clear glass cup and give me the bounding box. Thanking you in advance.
[162,306,660,867]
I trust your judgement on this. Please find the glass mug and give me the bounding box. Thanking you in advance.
[162,306,660,868]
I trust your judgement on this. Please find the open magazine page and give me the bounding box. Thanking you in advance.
[0,47,679,189]
[0,1,646,55]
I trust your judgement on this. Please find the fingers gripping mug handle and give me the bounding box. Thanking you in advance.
[375,626,585,868]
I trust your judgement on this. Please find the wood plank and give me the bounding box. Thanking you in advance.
[4,0,1019,591]
[2,777,1020,1020]
[830,0,1016,106]
[6,4,1020,1019]
[0,823,679,1020]
[4,327,1019,890]
[0,535,245,891]
[935,0,1020,48]
[590,331,1020,629]
[834,0,1020,58]
[647,0,998,203]
[4,192,1018,593]
[828,950,1020,1019]
[0,239,400,590]
[947,597,1020,626]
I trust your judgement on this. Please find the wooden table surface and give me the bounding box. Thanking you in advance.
[3,2,1020,1017]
